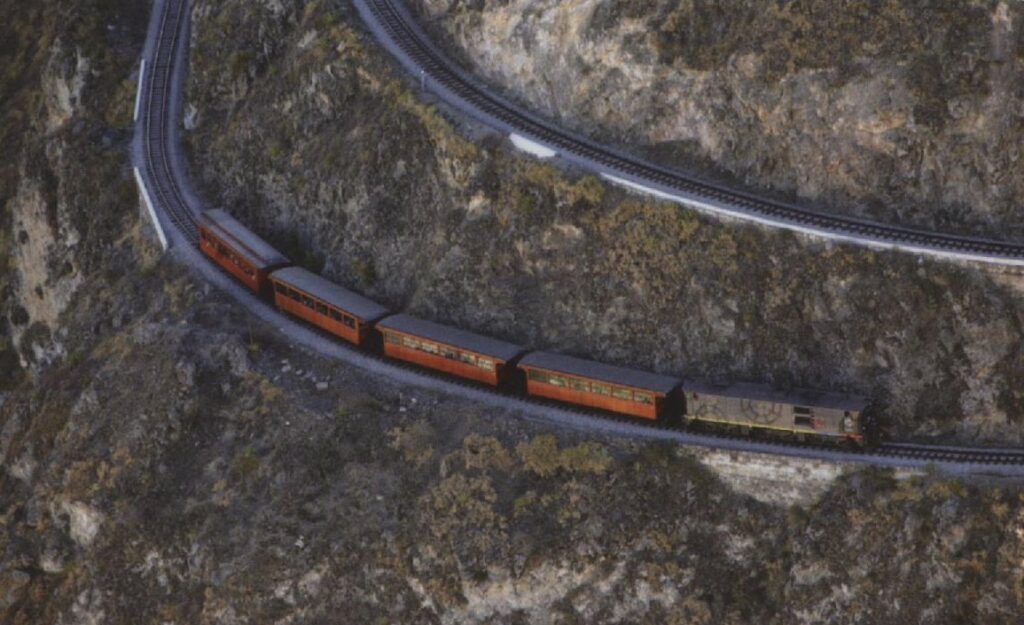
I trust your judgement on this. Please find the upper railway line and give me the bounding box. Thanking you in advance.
[357,0,1024,267]
[133,0,1024,474]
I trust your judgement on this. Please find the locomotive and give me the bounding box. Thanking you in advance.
[197,209,876,448]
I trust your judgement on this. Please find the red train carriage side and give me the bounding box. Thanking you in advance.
[269,267,390,348]
[376,314,527,389]
[517,352,681,421]
[198,210,290,297]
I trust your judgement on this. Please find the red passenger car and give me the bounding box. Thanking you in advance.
[269,267,390,347]
[376,314,527,388]
[517,352,681,420]
[197,210,290,296]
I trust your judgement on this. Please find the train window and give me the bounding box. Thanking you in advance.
[634,392,653,405]
[441,347,457,360]
[289,288,301,302]
[402,336,418,349]
[316,303,328,315]
[302,296,314,309]
[478,359,494,371]
[591,383,611,396]
[612,388,632,400]
[343,315,355,329]
[570,379,589,392]
[793,406,812,415]
[794,415,814,427]
[549,376,567,387]
[385,333,401,344]
[274,283,286,294]
[459,353,476,365]
[527,370,547,383]
[329,309,342,321]
[422,342,439,355]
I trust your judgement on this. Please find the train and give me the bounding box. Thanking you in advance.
[197,208,877,447]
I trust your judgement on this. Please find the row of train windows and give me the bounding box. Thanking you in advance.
[383,333,495,371]
[202,231,255,278]
[526,370,654,405]
[273,283,357,329]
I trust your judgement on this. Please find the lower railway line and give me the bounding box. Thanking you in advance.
[133,0,1024,474]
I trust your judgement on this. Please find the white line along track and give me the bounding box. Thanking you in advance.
[133,166,168,250]
[133,60,146,123]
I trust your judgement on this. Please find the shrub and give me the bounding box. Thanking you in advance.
[559,441,612,475]
[352,258,376,286]
[517,435,613,476]
[231,446,260,480]
[388,421,436,467]
[516,435,561,477]
[461,434,514,472]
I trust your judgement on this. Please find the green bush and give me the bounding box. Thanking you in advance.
[231,446,260,480]
[517,435,613,476]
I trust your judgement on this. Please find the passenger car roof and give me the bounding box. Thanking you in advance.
[377,314,526,362]
[200,209,290,269]
[518,351,680,395]
[270,267,390,322]
[682,380,869,412]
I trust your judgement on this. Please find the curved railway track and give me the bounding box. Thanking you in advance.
[356,0,1024,267]
[140,0,197,246]
[134,0,1024,473]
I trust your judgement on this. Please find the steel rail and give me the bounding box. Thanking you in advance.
[134,0,1024,471]
[357,0,1024,267]
[141,0,197,246]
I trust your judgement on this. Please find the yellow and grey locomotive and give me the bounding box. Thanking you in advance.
[682,382,872,446]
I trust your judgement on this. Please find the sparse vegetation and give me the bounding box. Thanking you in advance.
[231,446,261,480]
[517,434,612,476]
[389,420,436,467]
[352,258,377,287]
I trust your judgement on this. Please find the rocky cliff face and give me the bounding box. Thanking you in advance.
[0,0,145,385]
[184,0,1024,441]
[412,0,1024,239]
[5,2,1024,623]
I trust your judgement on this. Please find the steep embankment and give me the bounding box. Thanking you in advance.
[0,0,149,391]
[411,0,1024,238]
[183,0,1024,441]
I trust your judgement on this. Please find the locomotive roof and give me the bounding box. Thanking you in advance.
[270,267,390,322]
[200,209,290,269]
[377,314,527,362]
[519,351,681,395]
[682,380,869,412]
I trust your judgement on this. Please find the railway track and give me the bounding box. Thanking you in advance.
[140,0,197,246]
[879,443,1024,467]
[134,0,1024,472]
[357,0,1024,266]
